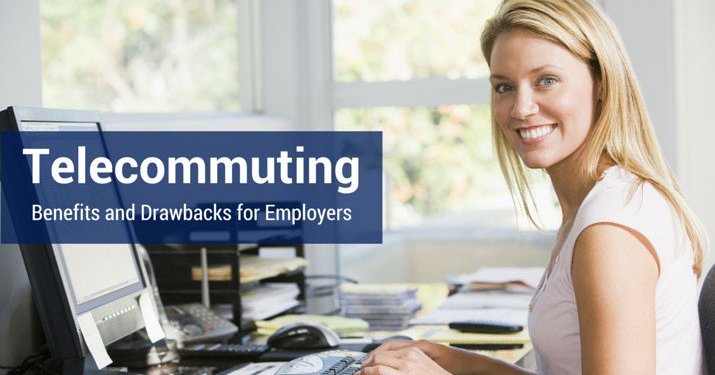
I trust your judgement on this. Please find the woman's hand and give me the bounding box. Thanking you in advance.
[356,339,536,375]
[356,340,452,375]
[363,339,446,368]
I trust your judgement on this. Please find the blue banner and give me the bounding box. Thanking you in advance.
[1,131,382,244]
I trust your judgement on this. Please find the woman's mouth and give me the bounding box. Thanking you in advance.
[517,124,557,143]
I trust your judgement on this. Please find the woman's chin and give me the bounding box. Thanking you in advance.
[520,155,555,170]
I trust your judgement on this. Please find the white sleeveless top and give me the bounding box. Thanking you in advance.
[528,166,704,374]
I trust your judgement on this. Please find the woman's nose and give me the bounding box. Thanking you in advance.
[511,89,539,119]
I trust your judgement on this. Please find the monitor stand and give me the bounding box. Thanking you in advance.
[107,337,179,368]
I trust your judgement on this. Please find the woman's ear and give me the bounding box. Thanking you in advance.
[593,79,604,117]
[594,79,604,102]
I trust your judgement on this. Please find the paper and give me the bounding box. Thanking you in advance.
[77,313,113,369]
[139,291,166,343]
[242,283,301,321]
[226,362,284,375]
[439,292,531,310]
[423,327,531,345]
[447,267,545,289]
[409,308,528,326]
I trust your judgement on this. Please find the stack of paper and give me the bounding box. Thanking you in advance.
[240,256,309,283]
[340,284,422,331]
[191,264,233,281]
[409,307,528,326]
[241,283,300,321]
[438,291,531,310]
[410,267,544,327]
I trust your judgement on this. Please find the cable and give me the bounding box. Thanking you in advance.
[8,354,47,375]
[1,345,52,375]
[29,361,60,375]
[0,354,41,372]
[306,274,359,284]
[306,274,358,296]
[319,307,342,316]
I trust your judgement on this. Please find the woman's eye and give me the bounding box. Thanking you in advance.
[538,77,558,86]
[493,83,513,94]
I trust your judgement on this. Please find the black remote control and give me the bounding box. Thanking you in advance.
[448,320,524,334]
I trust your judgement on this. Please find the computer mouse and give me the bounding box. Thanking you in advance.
[267,322,340,350]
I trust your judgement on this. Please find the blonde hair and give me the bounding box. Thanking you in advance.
[481,0,709,277]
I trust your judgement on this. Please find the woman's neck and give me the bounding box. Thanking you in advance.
[548,164,591,221]
[547,151,612,223]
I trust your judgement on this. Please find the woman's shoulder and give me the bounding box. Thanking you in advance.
[579,166,672,222]
[575,165,680,262]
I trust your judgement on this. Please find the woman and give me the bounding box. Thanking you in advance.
[356,0,708,374]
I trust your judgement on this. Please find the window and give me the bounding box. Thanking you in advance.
[41,0,241,112]
[335,105,510,229]
[333,0,496,82]
[331,0,559,232]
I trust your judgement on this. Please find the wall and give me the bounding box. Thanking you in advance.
[674,0,715,274]
[602,0,677,168]
[0,0,44,369]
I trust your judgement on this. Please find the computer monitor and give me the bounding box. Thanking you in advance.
[0,107,153,365]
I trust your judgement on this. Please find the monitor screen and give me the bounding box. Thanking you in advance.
[57,244,142,308]
[17,119,144,313]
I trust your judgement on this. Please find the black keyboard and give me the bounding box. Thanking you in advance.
[275,350,365,375]
[179,343,270,359]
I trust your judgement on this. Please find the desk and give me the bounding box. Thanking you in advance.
[351,283,535,369]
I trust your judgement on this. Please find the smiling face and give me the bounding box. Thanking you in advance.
[489,28,598,171]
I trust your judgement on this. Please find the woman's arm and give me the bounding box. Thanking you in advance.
[357,339,536,375]
[573,223,659,375]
